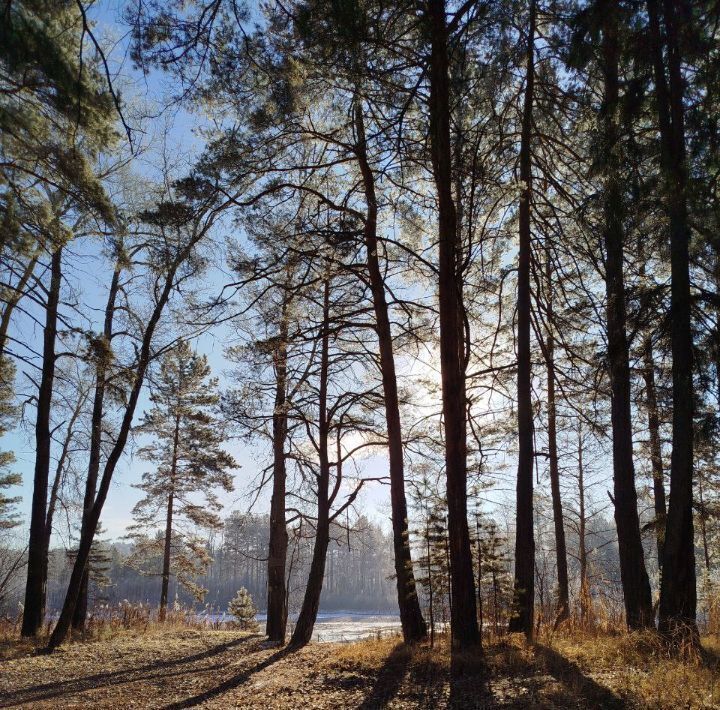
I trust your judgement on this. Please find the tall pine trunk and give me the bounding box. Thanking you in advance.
[426,512,435,647]
[601,2,654,629]
[577,422,591,625]
[698,476,710,571]
[159,487,175,621]
[73,259,121,631]
[289,280,331,649]
[425,0,479,649]
[475,515,484,636]
[647,0,698,640]
[354,100,427,644]
[22,244,62,637]
[510,0,536,639]
[544,253,569,625]
[266,300,289,644]
[159,416,180,622]
[642,338,667,567]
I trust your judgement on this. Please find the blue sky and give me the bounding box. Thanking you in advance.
[3,0,387,543]
[5,0,399,542]
[6,0,613,549]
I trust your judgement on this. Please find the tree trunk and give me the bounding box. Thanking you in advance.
[698,476,710,572]
[0,252,39,360]
[647,0,698,640]
[476,515,484,637]
[354,100,427,644]
[159,487,175,621]
[544,253,570,626]
[73,258,121,631]
[22,244,62,637]
[48,233,197,651]
[159,413,180,622]
[715,255,720,406]
[425,0,479,650]
[426,512,435,647]
[266,299,289,644]
[601,2,654,630]
[42,391,84,625]
[510,0,536,639]
[577,422,590,625]
[289,280,331,649]
[642,338,667,567]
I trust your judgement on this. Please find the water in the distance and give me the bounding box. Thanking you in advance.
[299,613,402,643]
[200,611,402,644]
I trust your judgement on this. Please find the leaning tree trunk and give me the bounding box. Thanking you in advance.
[266,300,289,644]
[43,393,84,625]
[543,252,570,626]
[48,232,198,651]
[601,3,654,630]
[509,0,536,639]
[288,482,330,648]
[0,252,38,361]
[22,244,62,637]
[354,100,427,644]
[73,258,121,631]
[289,280,331,649]
[647,0,698,641]
[425,0,479,650]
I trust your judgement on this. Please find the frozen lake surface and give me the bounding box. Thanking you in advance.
[298,613,402,643]
[199,611,402,644]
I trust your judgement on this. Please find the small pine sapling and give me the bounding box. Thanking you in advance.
[228,587,258,630]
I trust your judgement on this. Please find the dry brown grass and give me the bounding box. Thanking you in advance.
[541,629,720,708]
[1,620,719,707]
[328,628,720,708]
[0,601,221,660]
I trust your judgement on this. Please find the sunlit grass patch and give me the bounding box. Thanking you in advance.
[539,629,720,708]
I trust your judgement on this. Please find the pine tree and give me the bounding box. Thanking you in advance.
[228,587,258,630]
[411,475,451,647]
[476,519,513,638]
[126,340,236,620]
[3,1,119,638]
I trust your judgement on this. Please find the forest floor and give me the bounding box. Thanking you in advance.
[0,627,719,709]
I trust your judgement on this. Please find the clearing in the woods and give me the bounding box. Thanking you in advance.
[0,629,718,708]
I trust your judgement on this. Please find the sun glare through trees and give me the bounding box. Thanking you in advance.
[1,1,719,707]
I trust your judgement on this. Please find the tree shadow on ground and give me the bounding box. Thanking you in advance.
[533,643,625,709]
[448,642,490,709]
[0,635,257,708]
[163,646,292,709]
[357,642,412,709]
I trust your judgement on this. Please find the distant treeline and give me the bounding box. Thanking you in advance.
[21,513,397,615]
[0,503,636,630]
